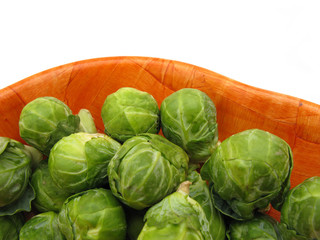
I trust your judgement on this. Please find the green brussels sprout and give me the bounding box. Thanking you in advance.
[0,214,24,240]
[58,188,127,240]
[30,162,70,212]
[108,133,189,210]
[138,181,213,240]
[19,211,65,240]
[160,88,218,163]
[0,137,31,207]
[78,109,97,134]
[101,87,160,142]
[49,132,121,194]
[227,214,288,240]
[19,97,80,156]
[187,169,226,240]
[281,176,320,239]
[201,129,293,220]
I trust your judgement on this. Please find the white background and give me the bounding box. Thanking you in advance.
[1,1,320,104]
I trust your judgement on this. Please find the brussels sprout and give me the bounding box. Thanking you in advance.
[227,214,289,240]
[187,170,226,240]
[30,162,70,212]
[138,181,213,240]
[160,88,218,163]
[49,132,121,194]
[108,133,189,210]
[19,97,80,155]
[0,137,31,207]
[101,87,160,142]
[201,129,293,220]
[58,188,127,240]
[0,214,24,240]
[281,176,320,239]
[78,109,97,133]
[19,211,65,240]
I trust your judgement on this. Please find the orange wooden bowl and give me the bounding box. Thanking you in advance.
[1,56,319,221]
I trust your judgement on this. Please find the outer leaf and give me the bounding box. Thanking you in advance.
[209,183,245,221]
[57,201,74,240]
[187,170,226,240]
[271,145,294,211]
[78,109,97,133]
[0,137,10,154]
[44,114,80,155]
[277,223,309,240]
[0,183,35,216]
[85,135,121,187]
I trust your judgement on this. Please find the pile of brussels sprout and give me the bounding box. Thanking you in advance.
[0,87,319,240]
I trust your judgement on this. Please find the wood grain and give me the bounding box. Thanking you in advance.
[1,56,319,221]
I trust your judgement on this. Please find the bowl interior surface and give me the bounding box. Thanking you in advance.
[1,56,320,221]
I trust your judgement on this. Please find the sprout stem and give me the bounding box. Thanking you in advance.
[177,181,192,195]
